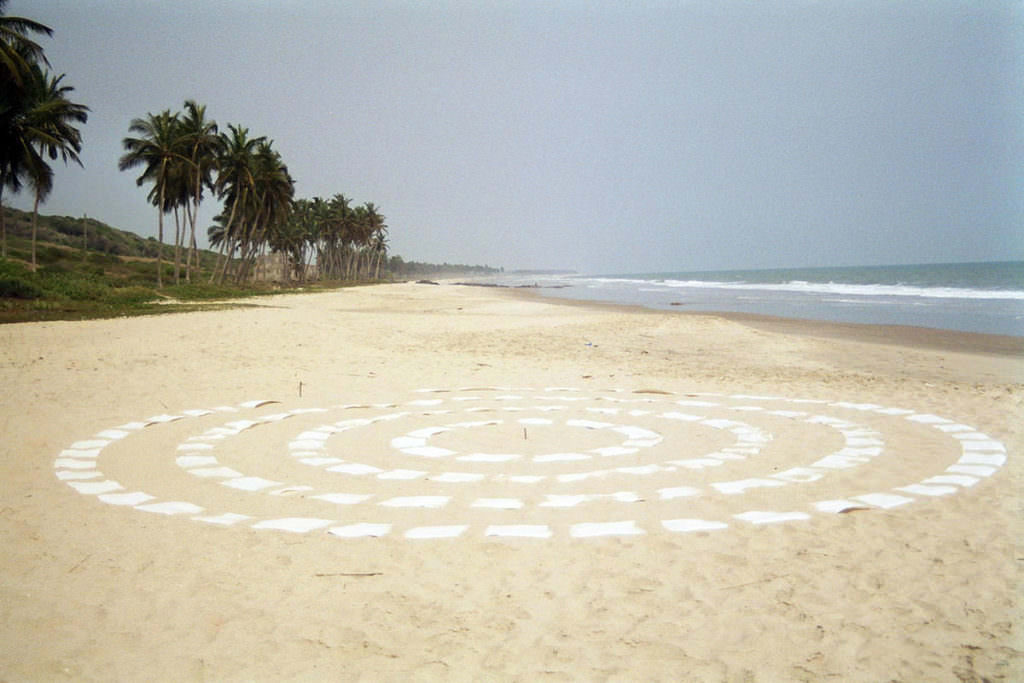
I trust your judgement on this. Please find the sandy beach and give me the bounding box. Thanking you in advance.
[1,282,1020,682]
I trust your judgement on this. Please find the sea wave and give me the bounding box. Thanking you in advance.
[583,277,1024,301]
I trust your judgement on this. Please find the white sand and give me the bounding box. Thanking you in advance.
[1,282,1021,681]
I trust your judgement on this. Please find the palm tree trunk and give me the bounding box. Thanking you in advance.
[188,183,201,283]
[218,240,235,284]
[217,243,232,283]
[189,225,198,282]
[238,202,269,283]
[31,189,40,271]
[210,241,226,284]
[173,205,182,285]
[0,184,7,260]
[183,198,195,282]
[156,183,165,288]
[212,191,243,284]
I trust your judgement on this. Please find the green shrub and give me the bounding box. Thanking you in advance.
[0,260,31,278]
[41,272,111,300]
[5,246,31,262]
[0,276,43,299]
[164,282,237,300]
[37,246,65,264]
[39,261,69,275]
[107,286,156,305]
[87,252,121,266]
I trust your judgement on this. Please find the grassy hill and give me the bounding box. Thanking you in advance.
[0,207,284,322]
[0,207,503,323]
[4,207,173,260]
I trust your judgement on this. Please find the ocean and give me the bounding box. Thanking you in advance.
[485,261,1024,338]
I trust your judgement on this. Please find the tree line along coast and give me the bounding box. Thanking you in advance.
[0,2,498,321]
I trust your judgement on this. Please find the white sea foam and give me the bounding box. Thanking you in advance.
[586,277,1024,301]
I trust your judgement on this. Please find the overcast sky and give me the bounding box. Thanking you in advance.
[7,0,1022,273]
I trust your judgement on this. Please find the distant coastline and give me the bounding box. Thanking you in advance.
[474,261,1024,337]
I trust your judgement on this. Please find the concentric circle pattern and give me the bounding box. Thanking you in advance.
[54,387,1008,540]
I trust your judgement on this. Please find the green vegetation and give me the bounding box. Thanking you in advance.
[0,0,89,269]
[0,222,276,321]
[0,207,500,323]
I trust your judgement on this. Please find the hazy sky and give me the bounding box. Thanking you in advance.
[7,0,1022,273]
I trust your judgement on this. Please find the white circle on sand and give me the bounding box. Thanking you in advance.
[387,417,662,461]
[52,389,1008,540]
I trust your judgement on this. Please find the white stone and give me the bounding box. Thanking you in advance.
[533,453,590,462]
[853,493,914,509]
[895,484,958,497]
[68,480,122,494]
[252,518,332,533]
[400,446,456,458]
[540,494,591,508]
[569,520,644,538]
[194,512,250,526]
[98,492,155,506]
[55,470,101,480]
[922,474,979,487]
[327,463,383,475]
[958,453,1006,467]
[404,525,468,539]
[712,478,786,494]
[734,510,810,524]
[328,523,391,538]
[312,493,373,505]
[472,498,524,509]
[662,519,728,533]
[771,467,825,483]
[136,501,204,515]
[457,453,520,462]
[188,467,244,479]
[485,524,552,538]
[53,458,97,470]
[657,486,700,500]
[378,496,450,508]
[221,477,281,491]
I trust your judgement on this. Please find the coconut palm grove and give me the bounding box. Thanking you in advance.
[117,104,393,287]
[0,2,496,312]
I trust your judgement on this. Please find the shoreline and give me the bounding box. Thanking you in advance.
[474,281,1024,358]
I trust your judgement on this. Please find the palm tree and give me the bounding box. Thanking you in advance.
[360,202,386,279]
[0,62,87,263]
[178,100,218,281]
[315,193,345,279]
[211,123,262,283]
[0,0,51,88]
[157,152,190,283]
[270,197,315,282]
[118,110,183,287]
[235,138,293,282]
[22,65,87,269]
[363,203,388,279]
